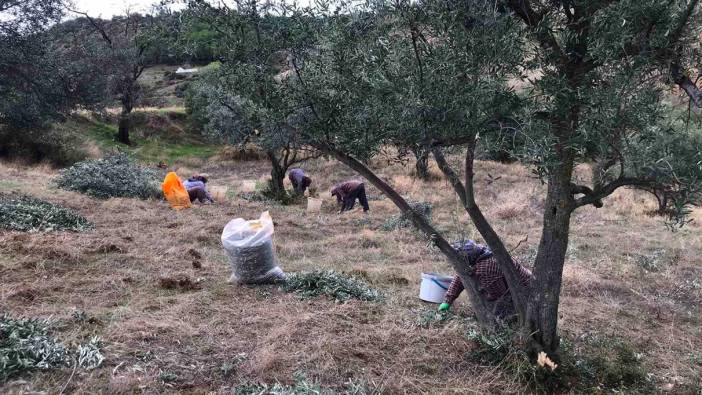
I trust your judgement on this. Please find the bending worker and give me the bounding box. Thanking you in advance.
[288,168,312,195]
[331,179,369,214]
[439,240,532,318]
[184,174,214,204]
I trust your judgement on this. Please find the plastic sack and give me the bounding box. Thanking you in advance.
[162,172,191,210]
[221,211,285,284]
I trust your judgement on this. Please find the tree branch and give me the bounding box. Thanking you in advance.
[570,183,603,208]
[574,176,658,208]
[503,0,568,65]
[68,8,113,48]
[431,145,528,320]
[670,0,702,106]
[671,61,702,108]
[320,143,497,329]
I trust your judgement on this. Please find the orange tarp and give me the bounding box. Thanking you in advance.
[162,172,192,210]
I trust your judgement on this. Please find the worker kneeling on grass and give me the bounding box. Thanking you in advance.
[439,240,532,318]
[184,174,214,204]
[331,179,369,214]
[288,168,312,195]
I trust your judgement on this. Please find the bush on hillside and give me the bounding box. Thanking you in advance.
[0,195,93,232]
[281,270,382,302]
[56,154,160,199]
[381,201,433,231]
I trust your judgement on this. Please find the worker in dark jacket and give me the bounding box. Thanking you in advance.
[331,179,369,214]
[288,168,312,195]
[439,240,532,318]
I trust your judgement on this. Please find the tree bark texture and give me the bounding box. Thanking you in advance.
[117,111,131,145]
[267,150,286,198]
[413,147,430,180]
[525,155,576,355]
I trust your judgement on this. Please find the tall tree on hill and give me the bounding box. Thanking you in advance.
[278,0,702,358]
[0,0,104,131]
[0,0,107,160]
[73,10,151,145]
[185,0,321,199]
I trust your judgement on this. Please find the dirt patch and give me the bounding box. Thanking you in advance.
[187,248,202,260]
[9,287,40,301]
[158,275,202,291]
[92,243,127,254]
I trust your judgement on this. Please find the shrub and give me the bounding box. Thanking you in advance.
[56,154,160,199]
[381,201,432,231]
[0,315,69,382]
[238,179,299,206]
[464,328,654,394]
[281,270,382,302]
[0,195,93,232]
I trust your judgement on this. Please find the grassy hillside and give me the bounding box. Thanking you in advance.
[77,109,217,164]
[1,155,700,393]
[2,64,701,393]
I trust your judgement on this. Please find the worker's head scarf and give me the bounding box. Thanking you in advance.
[453,239,493,266]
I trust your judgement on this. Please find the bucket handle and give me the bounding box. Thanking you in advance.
[431,278,449,290]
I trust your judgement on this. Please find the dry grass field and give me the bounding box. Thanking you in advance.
[1,155,701,394]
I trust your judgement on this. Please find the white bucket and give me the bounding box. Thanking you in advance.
[307,197,322,212]
[419,272,453,303]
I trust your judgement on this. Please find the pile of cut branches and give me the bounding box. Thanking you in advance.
[0,195,92,232]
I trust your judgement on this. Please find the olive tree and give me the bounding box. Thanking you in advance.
[0,0,104,131]
[0,0,107,162]
[71,10,152,145]
[285,0,702,358]
[185,0,321,199]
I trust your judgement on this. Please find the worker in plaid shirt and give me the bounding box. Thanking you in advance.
[439,240,532,317]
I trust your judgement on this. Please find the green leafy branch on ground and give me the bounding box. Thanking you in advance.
[0,195,92,232]
[0,315,104,382]
[56,153,160,199]
[380,201,432,231]
[234,373,369,395]
[281,270,382,302]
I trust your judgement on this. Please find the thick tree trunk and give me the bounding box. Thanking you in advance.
[267,151,286,199]
[117,111,131,145]
[525,171,575,355]
[654,190,668,213]
[413,147,430,180]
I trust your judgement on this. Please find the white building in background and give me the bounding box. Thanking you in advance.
[175,67,198,74]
